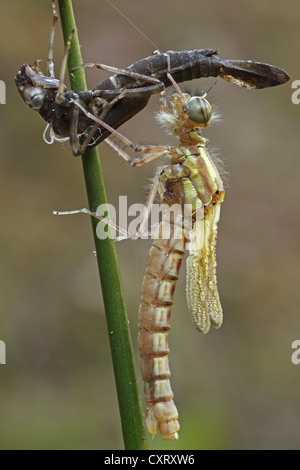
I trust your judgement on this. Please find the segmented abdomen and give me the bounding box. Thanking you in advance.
[138,216,186,440]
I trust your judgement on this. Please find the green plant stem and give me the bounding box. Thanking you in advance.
[57,0,148,450]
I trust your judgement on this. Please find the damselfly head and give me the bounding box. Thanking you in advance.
[157,92,213,145]
[186,96,212,128]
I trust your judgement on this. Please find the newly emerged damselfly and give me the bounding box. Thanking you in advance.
[55,85,225,439]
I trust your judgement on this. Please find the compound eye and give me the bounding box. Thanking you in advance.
[187,96,212,127]
[23,87,44,110]
[30,93,44,110]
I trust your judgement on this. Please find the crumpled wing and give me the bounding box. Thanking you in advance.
[186,202,223,334]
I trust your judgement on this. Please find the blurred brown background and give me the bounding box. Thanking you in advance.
[0,0,299,450]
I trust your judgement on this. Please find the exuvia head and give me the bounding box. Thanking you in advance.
[15,63,61,111]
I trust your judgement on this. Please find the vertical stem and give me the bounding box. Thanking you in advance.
[57,0,148,450]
